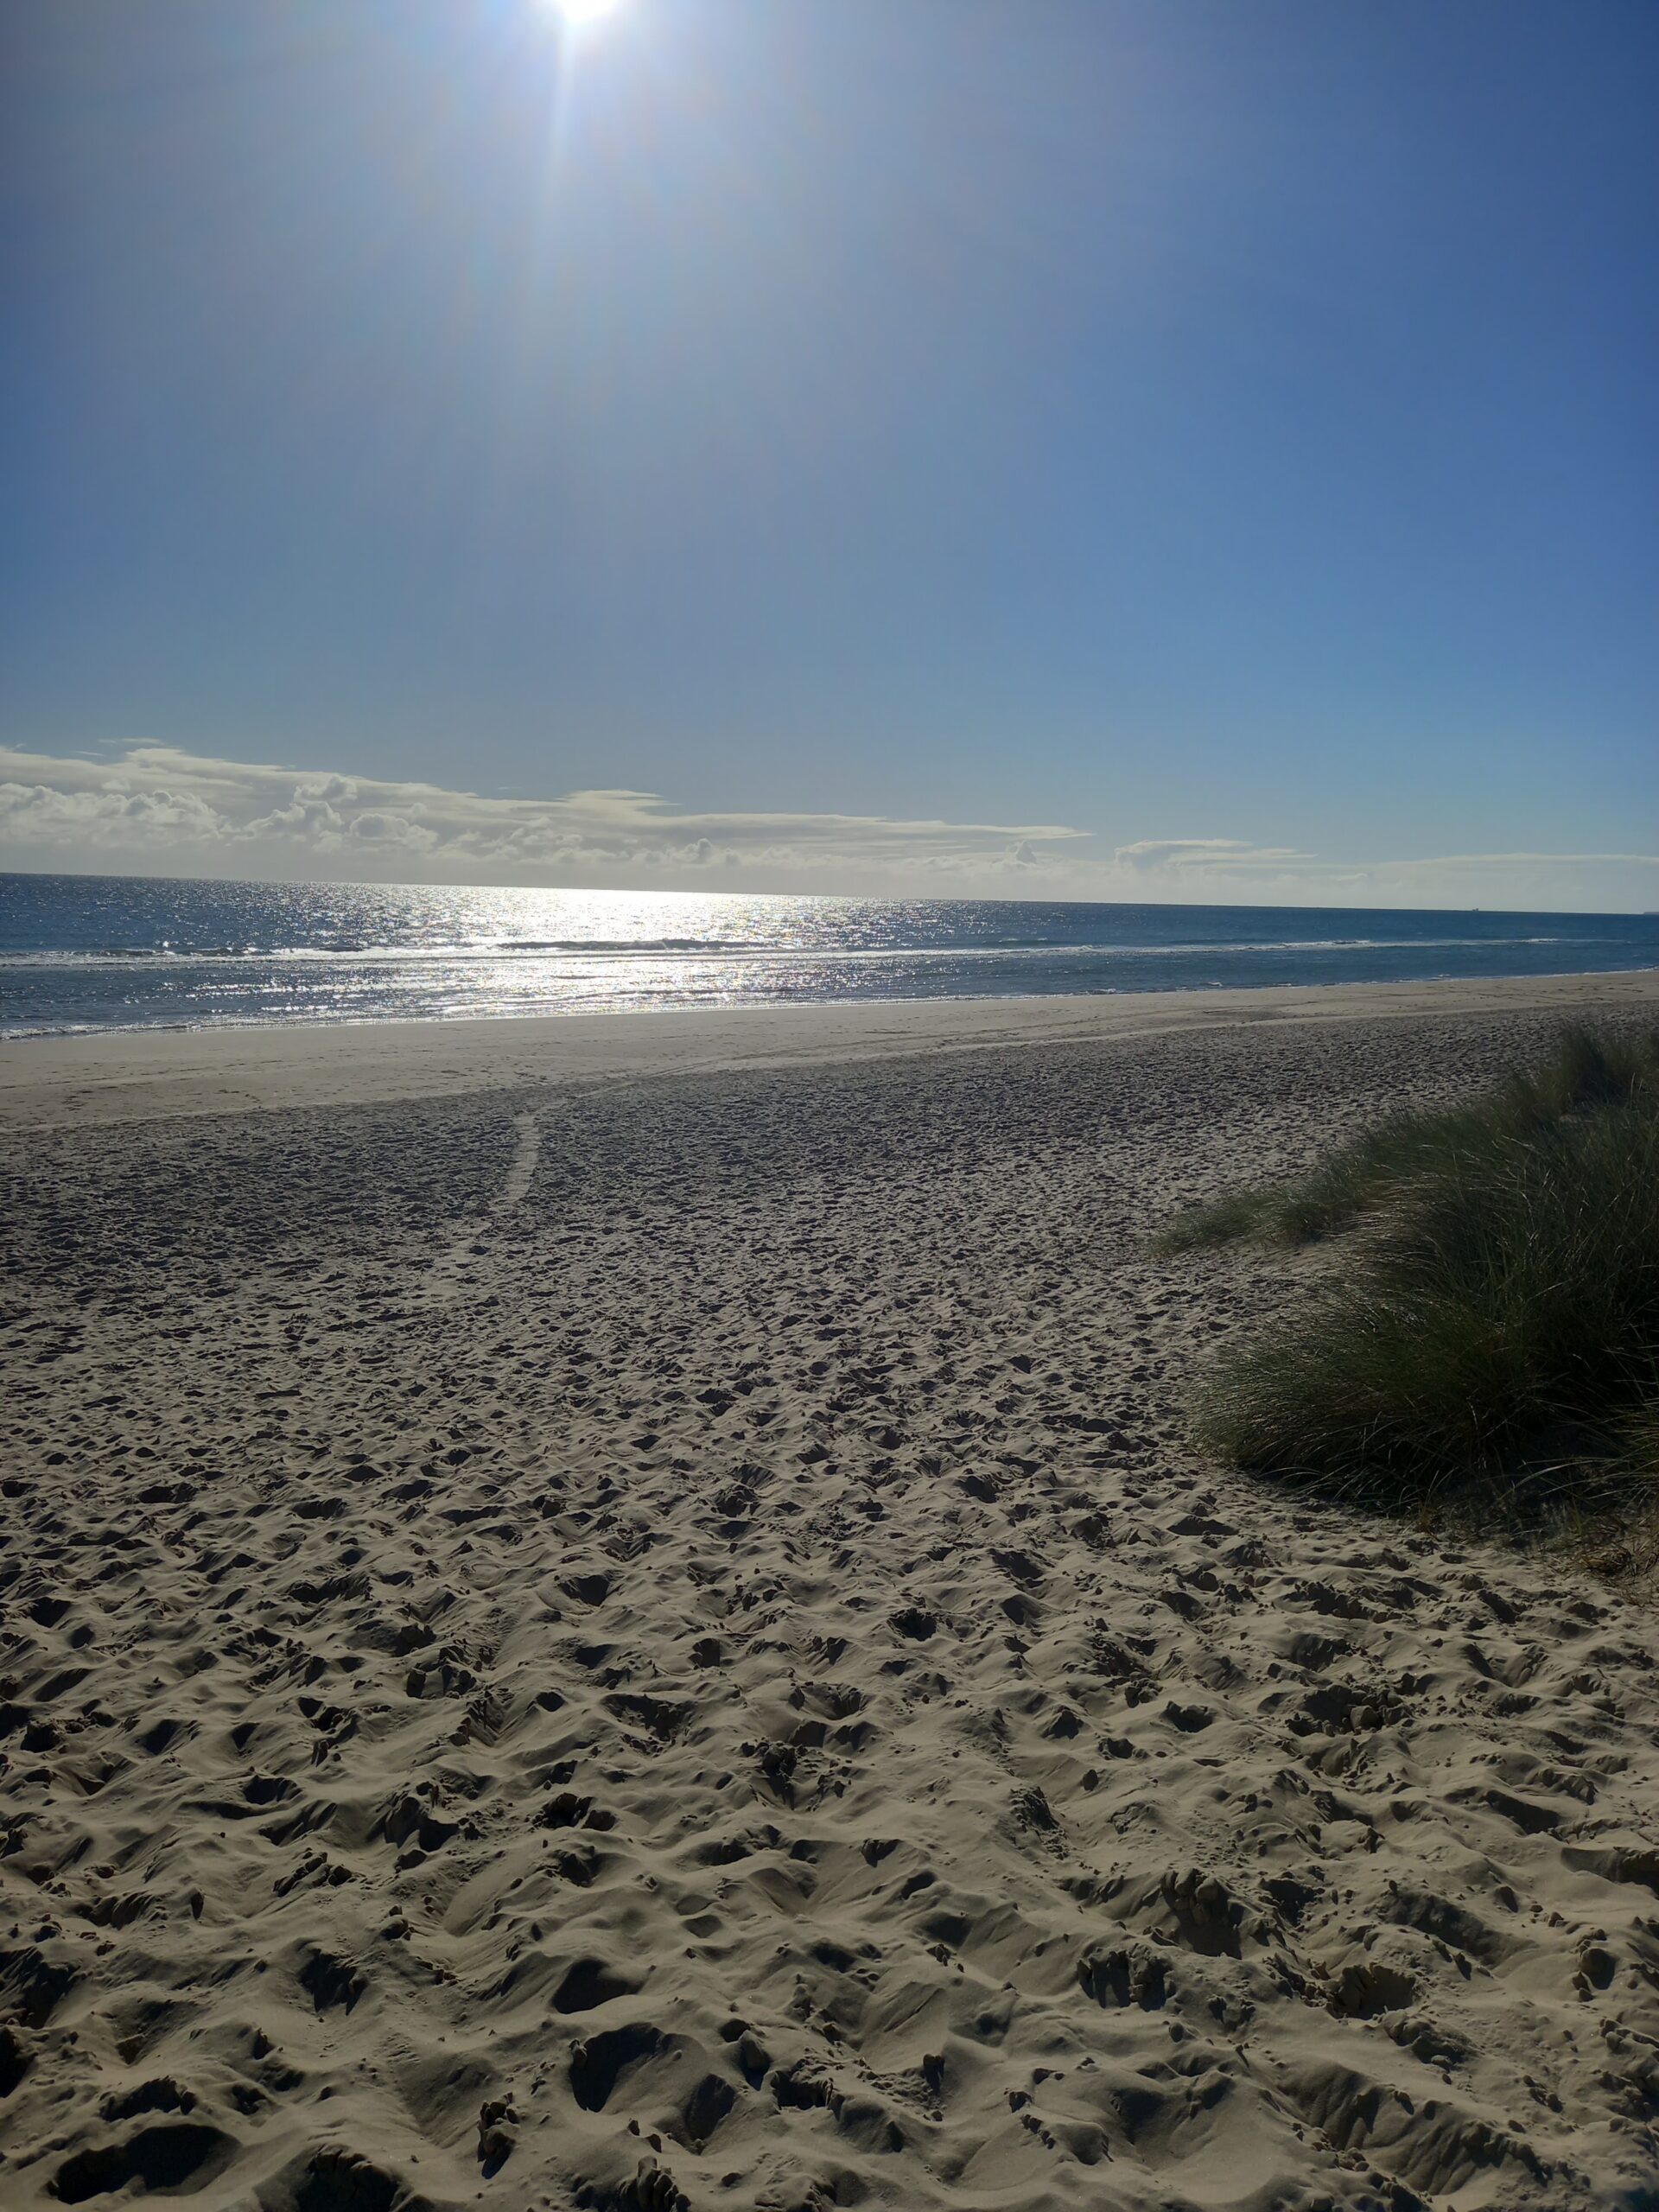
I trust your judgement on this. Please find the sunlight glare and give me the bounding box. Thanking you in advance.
[547,0,624,25]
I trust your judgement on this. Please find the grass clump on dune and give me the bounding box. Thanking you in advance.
[1162,1028,1659,1520]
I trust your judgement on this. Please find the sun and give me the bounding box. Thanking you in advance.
[547,0,623,23]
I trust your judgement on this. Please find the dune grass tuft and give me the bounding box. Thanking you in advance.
[1160,1025,1659,1256]
[1164,1027,1659,1517]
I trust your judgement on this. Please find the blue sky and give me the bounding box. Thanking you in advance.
[1,0,1654,905]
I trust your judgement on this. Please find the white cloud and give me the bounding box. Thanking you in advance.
[1105,836,1659,911]
[0,743,1085,889]
[1114,837,1310,873]
[2,743,1653,908]
[347,808,435,849]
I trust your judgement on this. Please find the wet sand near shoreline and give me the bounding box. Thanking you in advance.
[5,965,1657,1131]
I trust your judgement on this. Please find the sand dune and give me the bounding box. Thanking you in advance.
[3,984,1658,2209]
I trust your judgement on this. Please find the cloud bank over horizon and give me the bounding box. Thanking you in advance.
[2,744,1654,912]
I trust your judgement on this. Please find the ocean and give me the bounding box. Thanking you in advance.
[3,872,1655,1038]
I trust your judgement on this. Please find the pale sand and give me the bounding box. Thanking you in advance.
[3,975,1657,2210]
[5,967,1658,1132]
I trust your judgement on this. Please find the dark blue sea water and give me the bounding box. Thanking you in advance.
[3,872,1655,1037]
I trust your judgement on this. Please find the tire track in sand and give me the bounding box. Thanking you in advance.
[499,1109,541,1209]
[422,1108,542,1301]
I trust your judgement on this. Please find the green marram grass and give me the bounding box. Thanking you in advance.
[1161,1027,1659,1516]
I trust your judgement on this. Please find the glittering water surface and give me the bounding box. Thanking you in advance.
[3,874,1655,1036]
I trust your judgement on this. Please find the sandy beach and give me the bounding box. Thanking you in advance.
[3,972,1658,2212]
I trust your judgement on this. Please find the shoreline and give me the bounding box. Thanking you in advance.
[3,964,1656,1130]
